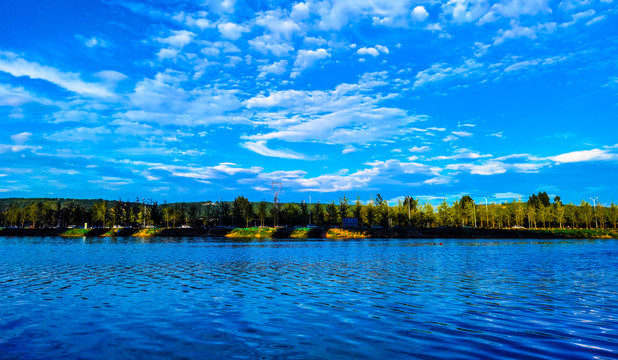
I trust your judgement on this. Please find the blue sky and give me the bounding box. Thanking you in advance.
[0,0,617,205]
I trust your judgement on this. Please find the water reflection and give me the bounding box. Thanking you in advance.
[0,237,617,359]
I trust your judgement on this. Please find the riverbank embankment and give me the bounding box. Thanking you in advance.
[0,226,617,239]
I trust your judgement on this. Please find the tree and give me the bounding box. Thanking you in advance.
[313,202,325,226]
[162,207,173,227]
[352,197,363,226]
[460,195,475,227]
[609,203,618,229]
[282,203,299,226]
[300,201,309,226]
[403,196,418,227]
[326,201,338,226]
[437,199,449,226]
[362,201,375,227]
[374,194,389,227]
[339,195,350,225]
[580,200,593,228]
[421,201,435,228]
[553,199,565,229]
[92,201,107,227]
[232,196,253,227]
[256,201,268,227]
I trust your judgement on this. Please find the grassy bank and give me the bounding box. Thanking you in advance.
[225,227,324,239]
[0,226,617,239]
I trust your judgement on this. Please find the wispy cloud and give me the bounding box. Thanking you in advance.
[0,51,113,97]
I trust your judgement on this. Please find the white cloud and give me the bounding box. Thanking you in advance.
[291,2,310,20]
[452,131,473,137]
[503,55,568,72]
[482,0,551,23]
[314,0,415,30]
[217,22,248,40]
[432,149,491,160]
[586,15,606,26]
[0,51,113,97]
[357,47,379,57]
[118,71,244,127]
[446,162,507,175]
[84,37,108,48]
[409,146,430,152]
[204,0,236,14]
[50,109,99,123]
[244,72,425,146]
[258,60,288,78]
[143,161,262,182]
[94,70,128,83]
[255,9,302,39]
[493,21,556,45]
[249,35,294,57]
[291,48,330,77]
[443,135,459,142]
[494,192,523,199]
[0,144,41,154]
[157,48,179,60]
[411,6,429,21]
[10,132,32,144]
[548,149,615,163]
[156,30,195,48]
[241,141,313,160]
[414,59,483,88]
[0,83,53,106]
[48,126,111,143]
[342,146,358,154]
[171,11,213,30]
[442,0,490,23]
[246,158,442,193]
[357,45,389,57]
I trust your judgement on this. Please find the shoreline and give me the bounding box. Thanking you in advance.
[0,227,616,239]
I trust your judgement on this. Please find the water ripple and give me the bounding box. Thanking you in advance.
[0,237,617,359]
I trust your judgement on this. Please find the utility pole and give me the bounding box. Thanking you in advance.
[271,182,282,227]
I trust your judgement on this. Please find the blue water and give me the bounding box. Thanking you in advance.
[1,237,617,359]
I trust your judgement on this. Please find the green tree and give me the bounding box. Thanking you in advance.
[362,201,375,227]
[256,201,268,227]
[26,202,39,228]
[403,196,418,227]
[162,207,173,227]
[609,203,618,229]
[437,199,449,226]
[300,201,309,226]
[313,202,325,226]
[326,201,339,226]
[421,201,435,228]
[232,196,253,227]
[352,196,363,226]
[92,201,107,227]
[339,195,350,225]
[580,200,593,228]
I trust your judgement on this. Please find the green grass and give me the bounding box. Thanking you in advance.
[225,227,277,238]
[61,228,91,237]
[132,228,163,237]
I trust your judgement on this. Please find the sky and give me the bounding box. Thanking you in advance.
[0,0,617,205]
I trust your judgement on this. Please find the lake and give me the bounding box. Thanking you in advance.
[0,237,617,359]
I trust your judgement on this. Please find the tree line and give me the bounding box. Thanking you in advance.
[1,192,617,230]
